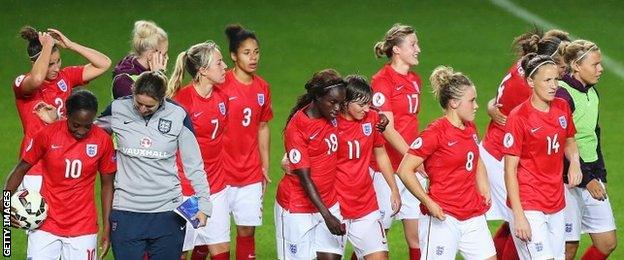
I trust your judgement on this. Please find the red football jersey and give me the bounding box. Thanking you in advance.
[13,66,86,176]
[409,118,489,220]
[336,111,385,219]
[503,98,576,213]
[371,64,422,170]
[276,108,338,213]
[173,84,228,195]
[218,70,273,186]
[483,61,532,160]
[22,121,116,237]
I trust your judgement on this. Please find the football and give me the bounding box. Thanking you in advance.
[10,189,48,230]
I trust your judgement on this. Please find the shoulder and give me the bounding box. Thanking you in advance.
[254,74,270,87]
[371,65,392,83]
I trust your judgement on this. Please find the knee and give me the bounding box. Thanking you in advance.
[237,226,255,237]
[596,238,617,254]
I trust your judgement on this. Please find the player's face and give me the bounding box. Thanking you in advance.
[346,99,371,121]
[202,50,227,84]
[575,50,603,86]
[67,110,95,140]
[530,64,559,103]
[45,50,62,80]
[133,94,161,117]
[232,38,260,74]
[394,33,420,66]
[317,87,346,121]
[454,85,478,122]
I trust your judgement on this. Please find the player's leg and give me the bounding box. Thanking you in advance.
[110,210,149,259]
[418,215,459,260]
[229,182,263,259]
[275,202,316,260]
[510,210,556,260]
[314,203,345,260]
[564,186,582,260]
[457,215,496,260]
[26,230,63,260]
[145,211,186,260]
[61,233,97,260]
[181,196,199,260]
[547,210,566,259]
[580,183,617,259]
[193,188,231,260]
[370,168,394,230]
[396,172,426,259]
[346,211,388,260]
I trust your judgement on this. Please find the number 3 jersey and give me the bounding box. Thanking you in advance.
[408,118,488,220]
[22,120,116,237]
[277,107,338,213]
[503,98,576,213]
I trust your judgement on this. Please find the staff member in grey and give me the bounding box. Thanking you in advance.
[97,71,212,259]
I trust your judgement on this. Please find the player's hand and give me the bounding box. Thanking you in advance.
[586,179,607,201]
[34,102,59,124]
[323,214,346,236]
[148,51,168,72]
[194,211,208,228]
[99,226,111,259]
[389,189,402,217]
[567,165,582,187]
[424,199,445,221]
[47,29,74,49]
[376,114,389,132]
[280,153,292,175]
[482,191,492,206]
[513,213,532,242]
[488,102,506,126]
[38,32,55,50]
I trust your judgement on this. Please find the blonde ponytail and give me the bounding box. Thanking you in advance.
[166,51,187,97]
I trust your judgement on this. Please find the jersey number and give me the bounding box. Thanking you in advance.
[242,107,252,127]
[210,119,219,140]
[347,140,361,159]
[324,134,338,155]
[55,98,64,118]
[466,151,475,171]
[406,94,418,114]
[546,134,560,155]
[64,159,83,179]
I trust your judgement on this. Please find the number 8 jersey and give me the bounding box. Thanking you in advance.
[22,120,116,237]
[276,107,338,213]
[503,98,576,213]
[409,118,488,220]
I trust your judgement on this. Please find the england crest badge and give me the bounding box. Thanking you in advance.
[86,144,98,158]
[257,93,265,106]
[158,118,172,134]
[362,123,372,136]
[57,79,68,92]
[558,116,567,129]
[218,102,226,115]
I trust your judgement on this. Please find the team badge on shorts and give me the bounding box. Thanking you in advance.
[257,93,265,106]
[57,79,68,92]
[558,116,567,129]
[362,123,372,136]
[218,102,226,115]
[86,144,98,157]
[436,246,445,256]
[289,243,297,254]
[158,118,172,134]
[565,223,573,233]
[535,242,544,252]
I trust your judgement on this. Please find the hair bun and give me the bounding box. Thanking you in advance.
[19,26,38,42]
[225,24,244,39]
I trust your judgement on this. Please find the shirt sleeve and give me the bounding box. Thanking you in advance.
[371,77,393,112]
[285,123,310,170]
[95,102,113,133]
[503,114,524,156]
[22,130,47,165]
[178,114,213,216]
[260,84,273,122]
[564,102,577,138]
[63,66,87,88]
[407,126,439,159]
[12,74,29,99]
[98,133,117,175]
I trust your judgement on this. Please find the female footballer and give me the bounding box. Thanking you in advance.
[504,54,582,259]
[168,41,231,260]
[397,66,496,260]
[5,90,116,260]
[275,69,346,260]
[370,23,424,259]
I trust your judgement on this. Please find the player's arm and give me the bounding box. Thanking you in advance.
[47,29,111,82]
[258,121,271,185]
[564,138,582,187]
[476,158,491,206]
[397,153,444,220]
[99,172,115,258]
[292,168,344,235]
[379,111,409,156]
[3,160,34,193]
[487,98,506,125]
[504,155,531,242]
[20,33,55,94]
[373,146,401,216]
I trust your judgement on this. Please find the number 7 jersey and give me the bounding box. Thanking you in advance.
[503,98,576,213]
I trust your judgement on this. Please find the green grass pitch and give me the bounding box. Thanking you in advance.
[0,0,622,258]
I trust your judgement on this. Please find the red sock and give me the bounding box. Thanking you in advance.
[236,235,256,259]
[409,247,421,260]
[191,245,210,260]
[582,245,608,260]
[211,251,230,260]
[493,223,511,259]
[350,252,358,260]
[502,236,519,260]
[144,252,149,260]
